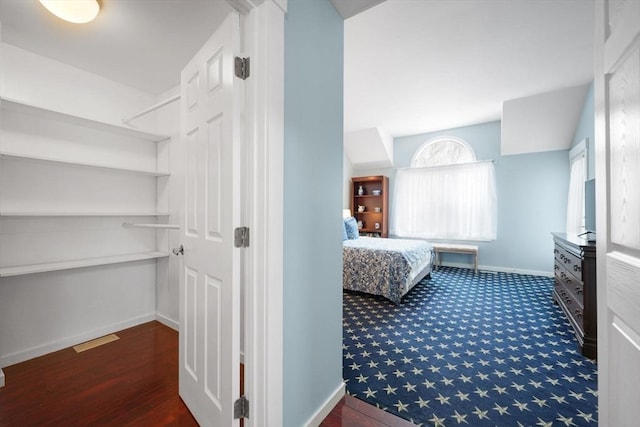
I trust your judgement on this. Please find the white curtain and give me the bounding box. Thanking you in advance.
[566,153,586,235]
[391,161,497,240]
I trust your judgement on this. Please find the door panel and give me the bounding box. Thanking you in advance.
[596,0,640,425]
[608,46,640,248]
[179,12,241,427]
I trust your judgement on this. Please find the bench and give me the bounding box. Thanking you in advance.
[431,243,479,274]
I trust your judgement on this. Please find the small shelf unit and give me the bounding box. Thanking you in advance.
[351,175,389,238]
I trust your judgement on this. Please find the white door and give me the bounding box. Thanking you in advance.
[595,0,640,425]
[179,12,242,426]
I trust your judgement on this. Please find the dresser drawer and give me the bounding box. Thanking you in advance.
[555,275,584,310]
[554,244,583,280]
[556,262,584,299]
[554,278,584,332]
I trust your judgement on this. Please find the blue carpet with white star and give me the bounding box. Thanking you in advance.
[342,266,598,426]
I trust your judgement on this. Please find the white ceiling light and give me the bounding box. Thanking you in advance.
[38,0,100,24]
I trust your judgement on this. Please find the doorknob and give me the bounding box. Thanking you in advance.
[172,245,184,256]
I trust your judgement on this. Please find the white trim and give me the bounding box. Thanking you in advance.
[155,313,179,331]
[438,261,553,278]
[239,2,285,427]
[569,137,588,161]
[593,1,609,422]
[303,382,346,427]
[229,0,287,14]
[0,313,155,368]
[0,369,4,388]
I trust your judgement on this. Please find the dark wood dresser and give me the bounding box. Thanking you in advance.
[551,233,597,359]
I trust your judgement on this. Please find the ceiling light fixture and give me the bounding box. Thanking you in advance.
[38,0,100,24]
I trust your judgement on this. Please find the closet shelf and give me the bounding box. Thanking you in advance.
[0,211,170,218]
[123,222,180,229]
[0,151,170,177]
[0,251,170,277]
[0,97,170,142]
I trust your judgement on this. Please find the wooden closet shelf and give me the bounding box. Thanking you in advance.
[0,97,170,142]
[0,251,170,277]
[0,211,170,218]
[0,151,170,177]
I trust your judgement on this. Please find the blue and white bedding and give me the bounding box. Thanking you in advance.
[343,237,434,304]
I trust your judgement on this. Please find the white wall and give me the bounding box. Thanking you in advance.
[501,84,590,155]
[1,44,157,129]
[0,43,171,368]
[153,86,182,330]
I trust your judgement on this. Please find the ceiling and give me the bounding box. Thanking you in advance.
[0,0,594,138]
[344,0,594,137]
[0,0,233,95]
[330,0,385,19]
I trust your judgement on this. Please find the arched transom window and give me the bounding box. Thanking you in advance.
[411,137,476,167]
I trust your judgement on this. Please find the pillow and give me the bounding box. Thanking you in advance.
[342,220,349,241]
[344,217,359,240]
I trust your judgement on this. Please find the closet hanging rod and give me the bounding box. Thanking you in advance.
[123,222,180,229]
[122,94,181,124]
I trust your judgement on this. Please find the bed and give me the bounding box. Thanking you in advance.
[343,236,434,304]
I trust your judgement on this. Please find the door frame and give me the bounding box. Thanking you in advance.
[225,1,286,426]
[593,0,608,420]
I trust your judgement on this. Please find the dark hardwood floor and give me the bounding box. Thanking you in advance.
[0,321,411,426]
[320,395,415,427]
[0,321,198,427]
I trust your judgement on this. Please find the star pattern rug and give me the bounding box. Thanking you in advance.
[342,266,598,426]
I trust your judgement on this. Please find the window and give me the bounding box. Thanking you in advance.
[391,137,497,241]
[566,139,587,235]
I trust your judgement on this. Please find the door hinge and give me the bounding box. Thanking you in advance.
[234,395,250,419]
[234,227,250,248]
[235,57,250,80]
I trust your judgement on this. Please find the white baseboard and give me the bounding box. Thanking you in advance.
[304,381,345,427]
[155,313,179,331]
[0,368,5,388]
[439,261,553,278]
[0,313,155,369]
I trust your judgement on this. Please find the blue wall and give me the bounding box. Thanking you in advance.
[284,0,344,425]
[571,82,595,179]
[355,121,569,274]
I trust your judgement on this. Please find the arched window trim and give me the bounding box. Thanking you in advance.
[410,136,477,168]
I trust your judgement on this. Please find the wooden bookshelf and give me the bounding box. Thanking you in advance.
[351,175,389,238]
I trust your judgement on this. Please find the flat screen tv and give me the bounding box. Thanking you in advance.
[584,178,596,236]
